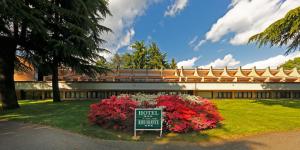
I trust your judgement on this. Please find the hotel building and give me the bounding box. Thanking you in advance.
[14,66,300,100]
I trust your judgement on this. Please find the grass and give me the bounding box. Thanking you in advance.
[1,99,300,143]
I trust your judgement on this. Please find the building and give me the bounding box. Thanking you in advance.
[14,66,300,100]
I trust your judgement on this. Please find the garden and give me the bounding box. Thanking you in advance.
[1,96,300,142]
[88,94,223,133]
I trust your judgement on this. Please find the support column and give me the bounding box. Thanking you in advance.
[42,91,45,99]
[252,91,257,99]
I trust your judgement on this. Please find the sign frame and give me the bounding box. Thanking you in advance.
[134,108,163,137]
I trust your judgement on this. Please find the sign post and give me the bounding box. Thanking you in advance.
[134,108,163,137]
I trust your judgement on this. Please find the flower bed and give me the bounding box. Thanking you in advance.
[88,94,223,133]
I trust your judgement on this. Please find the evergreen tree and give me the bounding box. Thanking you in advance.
[0,0,47,109]
[249,7,300,54]
[109,41,177,70]
[147,42,168,69]
[122,53,134,69]
[281,57,300,69]
[43,0,111,102]
[170,58,177,69]
[131,41,147,69]
[110,53,122,69]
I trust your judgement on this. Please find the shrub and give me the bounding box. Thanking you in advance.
[88,94,223,133]
[118,93,157,107]
[156,95,223,133]
[88,96,138,130]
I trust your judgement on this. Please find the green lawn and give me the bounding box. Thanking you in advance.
[1,99,300,143]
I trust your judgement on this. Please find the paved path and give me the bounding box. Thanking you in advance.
[0,121,299,150]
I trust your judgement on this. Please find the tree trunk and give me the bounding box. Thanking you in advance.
[0,37,19,110]
[52,58,61,102]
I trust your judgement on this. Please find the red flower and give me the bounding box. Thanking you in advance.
[157,95,223,133]
[88,95,223,132]
[88,96,138,130]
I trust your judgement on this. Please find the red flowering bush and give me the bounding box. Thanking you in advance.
[88,94,223,133]
[88,96,138,130]
[156,95,223,133]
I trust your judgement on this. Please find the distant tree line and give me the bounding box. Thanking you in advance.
[97,41,178,69]
[281,57,300,69]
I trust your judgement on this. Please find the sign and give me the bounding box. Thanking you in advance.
[134,108,163,137]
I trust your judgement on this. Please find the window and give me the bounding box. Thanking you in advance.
[256,92,271,99]
[293,91,300,99]
[236,92,252,99]
[276,91,291,98]
[217,92,232,98]
[65,92,72,98]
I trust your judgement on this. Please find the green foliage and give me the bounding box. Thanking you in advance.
[110,53,122,69]
[131,41,148,69]
[34,0,111,76]
[102,41,176,69]
[147,42,169,69]
[249,7,300,54]
[280,57,300,69]
[122,53,135,69]
[170,58,177,69]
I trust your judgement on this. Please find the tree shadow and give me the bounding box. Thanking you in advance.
[149,140,265,150]
[251,99,300,109]
[0,120,265,150]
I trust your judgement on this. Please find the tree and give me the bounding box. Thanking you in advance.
[280,57,300,69]
[110,53,122,69]
[0,0,46,109]
[122,53,134,69]
[96,58,109,68]
[131,41,147,69]
[147,42,169,69]
[103,41,177,70]
[34,0,111,102]
[249,7,300,55]
[170,58,177,69]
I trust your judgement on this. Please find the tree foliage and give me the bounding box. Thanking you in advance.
[280,57,300,69]
[249,7,300,54]
[0,0,111,107]
[170,58,177,69]
[0,0,49,109]
[99,41,176,69]
[29,0,111,102]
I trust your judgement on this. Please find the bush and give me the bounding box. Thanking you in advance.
[157,95,223,133]
[88,96,138,130]
[88,95,223,133]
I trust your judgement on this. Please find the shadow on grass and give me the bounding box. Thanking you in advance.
[0,121,265,150]
[152,139,264,150]
[251,99,300,109]
[0,100,230,143]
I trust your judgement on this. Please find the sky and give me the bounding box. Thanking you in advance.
[101,0,300,69]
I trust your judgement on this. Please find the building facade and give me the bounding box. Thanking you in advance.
[14,66,300,100]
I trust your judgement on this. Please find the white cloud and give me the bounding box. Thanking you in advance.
[164,0,189,17]
[205,0,300,45]
[188,36,198,46]
[116,28,135,50]
[177,57,199,68]
[243,52,300,69]
[193,40,206,51]
[101,0,161,59]
[188,36,206,51]
[199,54,240,68]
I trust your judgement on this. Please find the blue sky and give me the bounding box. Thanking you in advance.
[102,0,300,69]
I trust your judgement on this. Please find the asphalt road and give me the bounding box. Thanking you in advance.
[0,121,299,150]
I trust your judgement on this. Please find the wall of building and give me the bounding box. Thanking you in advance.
[14,81,300,100]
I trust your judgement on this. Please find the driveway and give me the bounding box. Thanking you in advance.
[0,121,299,150]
